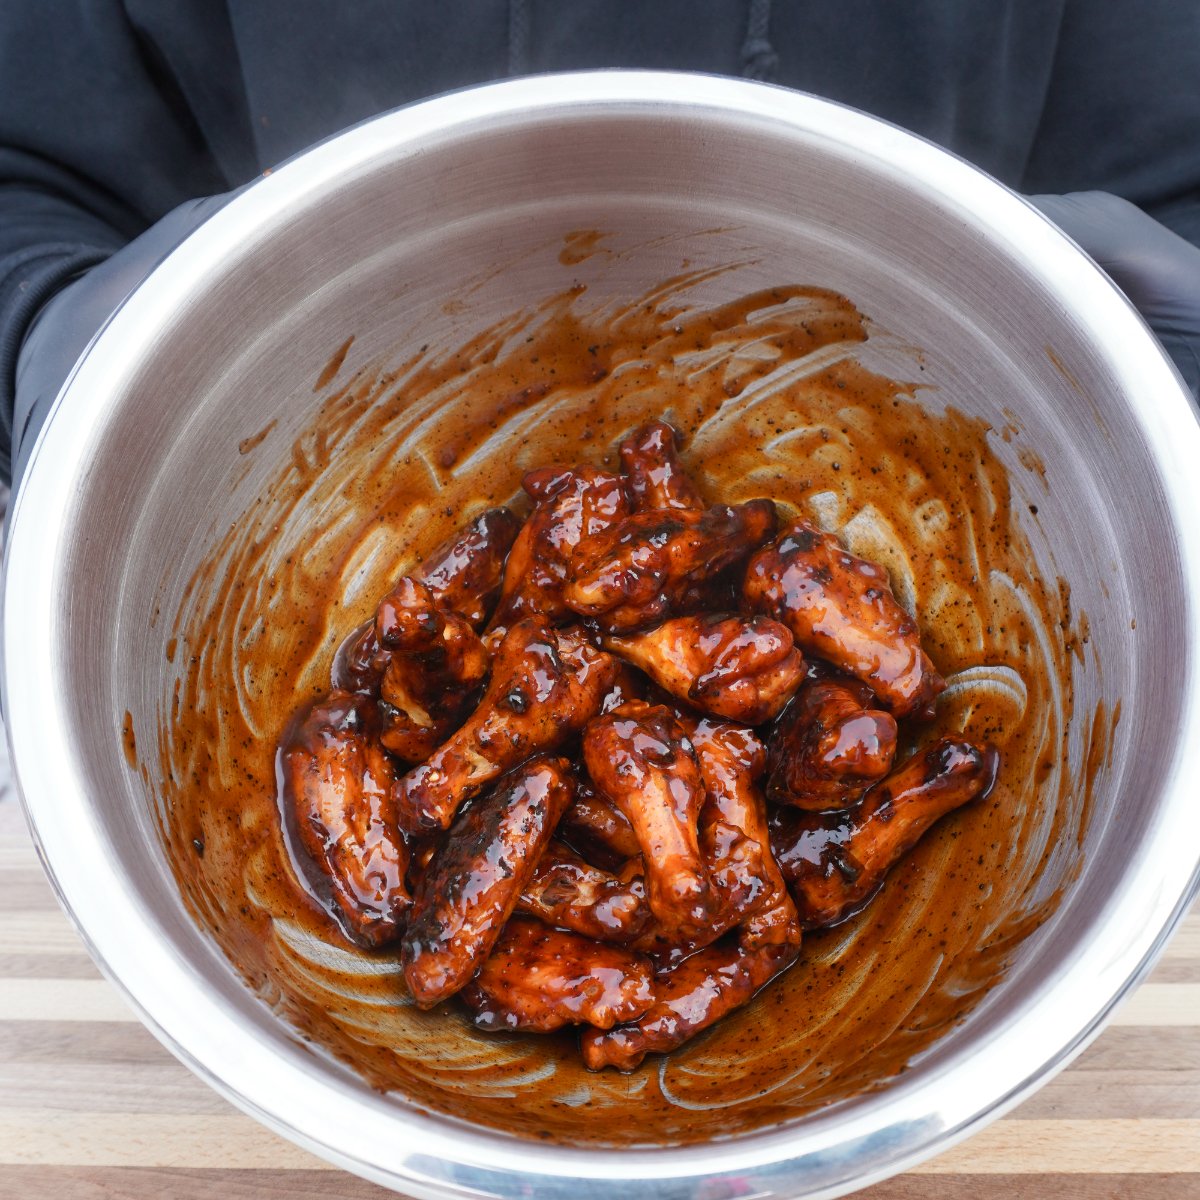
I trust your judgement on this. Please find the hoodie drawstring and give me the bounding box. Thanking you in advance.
[508,0,530,77]
[506,0,777,84]
[740,0,778,81]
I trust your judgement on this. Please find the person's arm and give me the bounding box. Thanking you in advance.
[1031,192,1200,396]
[0,1,244,485]
[1021,0,1200,397]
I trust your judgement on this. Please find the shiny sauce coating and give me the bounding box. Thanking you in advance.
[158,261,1092,1146]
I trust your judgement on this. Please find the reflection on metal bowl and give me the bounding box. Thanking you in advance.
[6,72,1200,1200]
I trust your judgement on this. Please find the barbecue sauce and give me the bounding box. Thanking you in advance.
[157,259,1095,1146]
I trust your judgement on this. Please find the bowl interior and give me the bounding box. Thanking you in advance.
[10,76,1199,1195]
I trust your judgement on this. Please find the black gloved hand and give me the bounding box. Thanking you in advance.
[12,194,233,489]
[1031,191,1200,397]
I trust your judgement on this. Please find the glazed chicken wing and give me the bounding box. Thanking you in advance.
[618,420,706,512]
[277,691,410,947]
[743,522,945,719]
[330,507,519,695]
[769,736,1000,930]
[414,506,523,630]
[518,840,651,943]
[373,577,490,762]
[604,613,804,724]
[766,676,898,810]
[394,620,618,832]
[685,717,800,953]
[462,917,655,1033]
[402,756,574,1006]
[331,618,391,695]
[632,717,798,964]
[558,781,642,869]
[599,659,650,715]
[581,937,799,1071]
[489,466,631,632]
[563,500,778,634]
[582,702,719,936]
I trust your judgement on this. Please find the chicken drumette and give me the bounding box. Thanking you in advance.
[394,619,618,832]
[603,613,804,724]
[563,500,778,634]
[402,756,575,1006]
[744,521,945,719]
[766,675,898,810]
[277,691,410,947]
[770,736,1000,929]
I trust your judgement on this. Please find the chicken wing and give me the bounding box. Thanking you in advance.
[394,620,618,832]
[582,702,719,936]
[414,506,523,630]
[277,691,410,947]
[769,737,1000,930]
[604,613,804,724]
[580,937,799,1071]
[743,521,945,719]
[330,507,519,695]
[766,676,898,810]
[599,659,649,715]
[462,917,655,1033]
[558,781,642,869]
[402,756,575,1007]
[489,466,631,632]
[405,833,443,890]
[331,619,390,695]
[632,717,798,964]
[564,500,778,635]
[518,841,651,943]
[373,577,490,762]
[618,420,706,512]
[686,717,800,953]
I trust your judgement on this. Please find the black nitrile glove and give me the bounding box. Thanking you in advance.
[1031,191,1200,398]
[12,193,234,490]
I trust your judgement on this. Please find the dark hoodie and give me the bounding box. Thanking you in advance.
[2,0,1198,481]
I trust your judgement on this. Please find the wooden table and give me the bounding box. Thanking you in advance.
[1,797,1196,1200]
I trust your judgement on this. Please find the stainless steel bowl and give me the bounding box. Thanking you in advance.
[6,72,1200,1199]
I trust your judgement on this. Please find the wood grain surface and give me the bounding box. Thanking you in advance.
[2,796,1197,1199]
